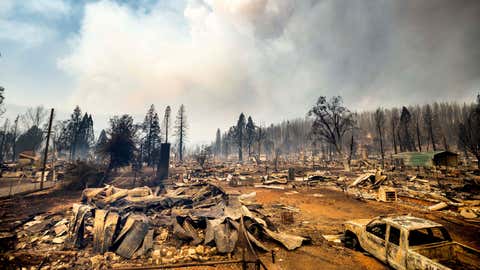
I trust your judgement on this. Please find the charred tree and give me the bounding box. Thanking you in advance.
[214,128,221,158]
[246,116,256,157]
[374,108,385,169]
[458,94,480,168]
[11,115,19,161]
[232,113,246,162]
[399,106,415,152]
[256,126,266,157]
[308,96,353,155]
[413,106,422,152]
[390,108,399,154]
[423,104,436,151]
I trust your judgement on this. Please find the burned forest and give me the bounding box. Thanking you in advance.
[1,1,480,270]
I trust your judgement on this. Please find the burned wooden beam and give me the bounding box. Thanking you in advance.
[115,214,149,259]
[93,209,108,253]
[64,204,91,249]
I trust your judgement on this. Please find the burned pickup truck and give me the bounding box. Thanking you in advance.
[343,215,480,270]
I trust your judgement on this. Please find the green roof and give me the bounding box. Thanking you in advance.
[392,151,458,167]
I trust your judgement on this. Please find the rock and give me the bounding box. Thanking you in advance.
[104,252,120,262]
[159,229,168,242]
[195,245,204,255]
[162,258,176,264]
[188,248,196,256]
[152,249,161,259]
[198,255,209,262]
[206,247,217,255]
[90,255,104,269]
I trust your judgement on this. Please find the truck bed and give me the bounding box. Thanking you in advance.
[412,242,480,270]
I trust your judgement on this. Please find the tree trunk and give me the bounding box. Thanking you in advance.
[238,145,243,161]
[392,123,398,154]
[416,120,422,152]
[378,128,385,169]
[257,140,262,157]
[429,126,436,151]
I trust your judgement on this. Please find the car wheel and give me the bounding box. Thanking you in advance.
[344,232,360,250]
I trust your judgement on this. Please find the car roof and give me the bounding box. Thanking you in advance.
[382,216,443,230]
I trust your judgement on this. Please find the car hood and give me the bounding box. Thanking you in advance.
[345,219,371,227]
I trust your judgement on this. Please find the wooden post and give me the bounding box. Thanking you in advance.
[40,108,54,189]
[242,248,247,270]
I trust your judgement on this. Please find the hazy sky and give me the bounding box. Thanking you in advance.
[1,0,479,144]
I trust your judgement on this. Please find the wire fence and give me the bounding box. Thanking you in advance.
[0,177,56,198]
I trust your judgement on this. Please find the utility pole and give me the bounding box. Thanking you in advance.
[40,108,54,189]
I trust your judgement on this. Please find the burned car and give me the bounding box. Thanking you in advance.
[343,215,480,270]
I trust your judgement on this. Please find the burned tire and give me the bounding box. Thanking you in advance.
[343,231,361,250]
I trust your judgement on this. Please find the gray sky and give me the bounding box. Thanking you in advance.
[1,0,479,144]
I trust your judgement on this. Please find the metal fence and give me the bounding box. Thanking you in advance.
[0,177,55,198]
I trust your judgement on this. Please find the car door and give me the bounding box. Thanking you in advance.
[365,220,387,262]
[386,225,406,270]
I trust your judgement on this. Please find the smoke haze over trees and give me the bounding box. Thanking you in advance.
[2,0,479,143]
[210,95,479,164]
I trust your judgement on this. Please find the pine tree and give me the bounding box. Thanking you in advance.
[222,131,230,159]
[423,104,437,151]
[69,106,82,160]
[96,130,107,149]
[75,113,94,159]
[399,106,415,152]
[458,94,480,168]
[215,128,222,157]
[100,115,138,173]
[233,113,246,161]
[142,105,161,166]
[174,104,187,162]
[255,126,266,157]
[245,116,256,157]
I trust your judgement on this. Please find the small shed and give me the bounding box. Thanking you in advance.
[392,151,458,167]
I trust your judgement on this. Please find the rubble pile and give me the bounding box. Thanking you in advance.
[400,175,480,219]
[60,182,307,265]
[343,169,480,220]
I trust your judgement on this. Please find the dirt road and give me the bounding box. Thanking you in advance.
[1,183,478,270]
[226,184,480,270]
